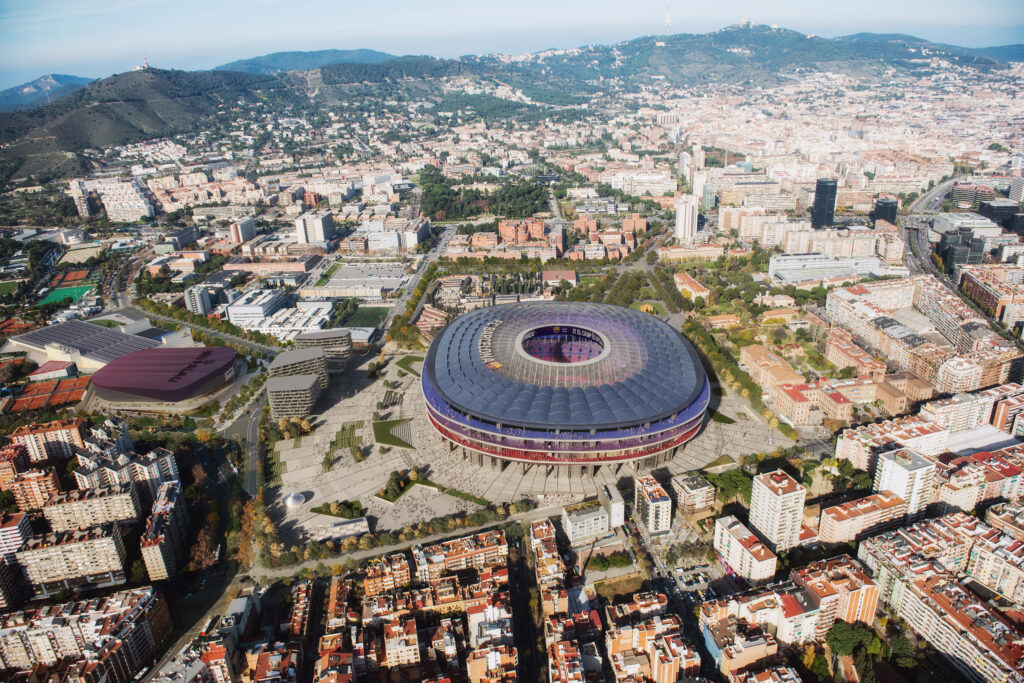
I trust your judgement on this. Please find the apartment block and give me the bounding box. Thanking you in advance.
[988,502,1024,542]
[43,483,142,531]
[0,513,29,560]
[0,586,171,675]
[739,345,805,393]
[857,513,986,610]
[835,415,948,471]
[919,383,1024,431]
[634,475,672,534]
[790,555,879,639]
[467,645,518,683]
[818,491,907,544]
[383,617,420,667]
[700,613,778,679]
[671,474,716,515]
[714,516,777,583]
[562,499,611,547]
[605,614,700,683]
[6,467,61,511]
[74,446,179,503]
[15,523,128,597]
[413,530,508,582]
[897,576,1024,683]
[935,448,1024,512]
[141,482,190,581]
[10,418,87,461]
[599,484,625,528]
[750,470,806,552]
[873,448,935,517]
[966,523,1024,606]
[826,276,1022,394]
[364,553,412,596]
[824,328,887,380]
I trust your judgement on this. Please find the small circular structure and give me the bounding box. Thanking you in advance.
[422,301,709,472]
[284,492,306,508]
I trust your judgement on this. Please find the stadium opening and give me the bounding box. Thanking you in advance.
[422,302,710,476]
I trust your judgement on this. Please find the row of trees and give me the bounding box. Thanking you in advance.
[387,262,439,346]
[135,297,279,348]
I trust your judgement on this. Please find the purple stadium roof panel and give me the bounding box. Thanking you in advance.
[92,346,237,402]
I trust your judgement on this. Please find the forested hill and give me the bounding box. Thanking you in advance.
[215,49,395,74]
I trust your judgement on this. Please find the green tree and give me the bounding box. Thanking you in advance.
[825,621,858,656]
[889,633,916,669]
[130,559,148,583]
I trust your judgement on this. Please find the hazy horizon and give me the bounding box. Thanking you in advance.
[1,0,1022,90]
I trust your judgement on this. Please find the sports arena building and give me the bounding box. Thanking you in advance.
[422,302,709,477]
[91,346,238,411]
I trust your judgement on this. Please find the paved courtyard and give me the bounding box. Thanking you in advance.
[267,353,786,542]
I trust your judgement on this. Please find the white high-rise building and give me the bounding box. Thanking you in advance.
[678,150,692,182]
[691,143,705,171]
[750,470,806,552]
[674,194,699,243]
[691,172,707,202]
[229,216,256,243]
[600,484,625,527]
[184,286,212,316]
[294,210,335,244]
[634,475,672,534]
[1009,178,1024,203]
[873,448,935,517]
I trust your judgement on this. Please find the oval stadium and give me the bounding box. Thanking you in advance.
[92,346,238,408]
[422,301,709,476]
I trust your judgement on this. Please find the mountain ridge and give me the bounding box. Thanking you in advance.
[2,23,1021,182]
[0,74,94,112]
[214,48,395,74]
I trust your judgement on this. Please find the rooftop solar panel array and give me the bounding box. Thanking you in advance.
[11,320,159,364]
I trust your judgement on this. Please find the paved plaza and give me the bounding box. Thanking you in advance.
[267,353,786,542]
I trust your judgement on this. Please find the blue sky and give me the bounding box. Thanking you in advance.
[0,0,1021,89]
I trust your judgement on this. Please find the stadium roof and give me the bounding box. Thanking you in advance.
[423,302,706,430]
[92,346,237,402]
[9,319,158,364]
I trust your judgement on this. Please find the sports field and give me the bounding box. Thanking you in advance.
[37,285,93,306]
[345,306,390,328]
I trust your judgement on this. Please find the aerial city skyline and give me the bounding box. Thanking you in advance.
[0,3,1021,683]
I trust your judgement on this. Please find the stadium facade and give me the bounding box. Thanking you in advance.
[422,302,710,476]
[92,347,237,405]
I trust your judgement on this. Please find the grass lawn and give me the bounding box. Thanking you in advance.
[595,573,645,601]
[705,454,736,469]
[372,419,413,449]
[0,281,19,295]
[346,306,390,328]
[630,301,667,315]
[396,355,424,377]
[315,262,341,286]
[709,411,736,424]
[266,448,284,487]
[87,318,124,328]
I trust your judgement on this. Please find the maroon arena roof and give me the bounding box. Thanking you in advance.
[92,346,237,403]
